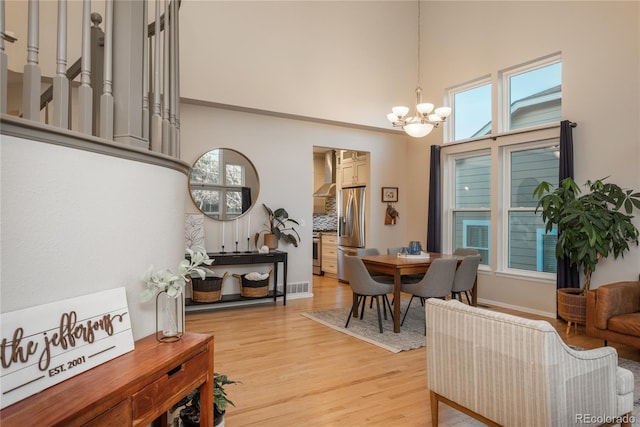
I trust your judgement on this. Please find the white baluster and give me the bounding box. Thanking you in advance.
[0,0,7,114]
[169,0,177,157]
[141,0,149,141]
[77,0,93,134]
[150,0,162,152]
[22,0,40,121]
[53,0,69,128]
[100,0,114,140]
[161,0,170,155]
[173,0,181,158]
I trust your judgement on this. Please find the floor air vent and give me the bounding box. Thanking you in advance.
[286,282,309,294]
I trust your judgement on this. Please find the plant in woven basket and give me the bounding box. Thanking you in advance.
[172,373,240,427]
[534,177,640,292]
[254,204,301,248]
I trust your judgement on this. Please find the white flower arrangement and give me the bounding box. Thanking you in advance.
[140,248,214,302]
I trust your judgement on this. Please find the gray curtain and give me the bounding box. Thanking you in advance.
[426,145,442,252]
[557,120,580,290]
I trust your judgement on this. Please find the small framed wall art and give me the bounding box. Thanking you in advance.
[381,187,398,203]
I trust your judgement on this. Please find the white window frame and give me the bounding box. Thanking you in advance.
[443,149,492,267]
[498,53,562,133]
[444,75,492,144]
[499,138,559,279]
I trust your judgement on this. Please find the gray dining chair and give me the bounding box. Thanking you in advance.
[356,248,394,284]
[344,255,394,333]
[400,258,458,329]
[451,254,481,304]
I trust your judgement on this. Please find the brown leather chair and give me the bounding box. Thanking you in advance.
[586,280,640,348]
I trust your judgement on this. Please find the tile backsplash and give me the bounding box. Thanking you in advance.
[313,197,338,231]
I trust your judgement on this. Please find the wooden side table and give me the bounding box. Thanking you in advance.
[0,332,214,426]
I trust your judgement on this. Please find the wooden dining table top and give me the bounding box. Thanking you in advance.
[359,252,472,333]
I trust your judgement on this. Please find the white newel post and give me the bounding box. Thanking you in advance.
[112,0,146,149]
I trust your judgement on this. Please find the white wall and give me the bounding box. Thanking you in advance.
[4,1,639,318]
[180,102,409,289]
[179,1,418,130]
[180,1,639,316]
[411,1,640,315]
[1,135,187,340]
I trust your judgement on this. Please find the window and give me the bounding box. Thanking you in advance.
[447,78,492,142]
[536,228,557,273]
[504,143,559,273]
[501,57,562,131]
[462,219,490,260]
[448,153,491,265]
[445,55,562,143]
[189,152,246,219]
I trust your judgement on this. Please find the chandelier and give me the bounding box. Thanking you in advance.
[386,2,451,138]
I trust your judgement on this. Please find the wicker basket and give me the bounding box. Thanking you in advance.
[234,270,271,298]
[191,272,227,303]
[557,287,586,325]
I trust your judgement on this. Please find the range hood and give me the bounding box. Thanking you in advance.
[313,150,336,197]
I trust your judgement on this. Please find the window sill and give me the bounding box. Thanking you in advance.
[494,269,556,285]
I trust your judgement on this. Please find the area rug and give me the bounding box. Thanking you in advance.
[302,300,427,353]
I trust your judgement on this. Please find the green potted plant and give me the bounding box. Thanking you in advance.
[254,203,301,249]
[534,177,640,330]
[172,373,240,427]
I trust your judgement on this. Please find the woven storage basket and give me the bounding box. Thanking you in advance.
[234,270,271,298]
[191,272,227,303]
[557,288,586,325]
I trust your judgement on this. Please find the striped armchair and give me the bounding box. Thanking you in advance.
[426,299,634,427]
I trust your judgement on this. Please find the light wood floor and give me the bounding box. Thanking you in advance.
[185,275,640,426]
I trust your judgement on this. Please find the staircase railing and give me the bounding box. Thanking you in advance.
[0,0,181,158]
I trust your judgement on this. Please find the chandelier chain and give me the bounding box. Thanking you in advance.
[417,1,421,87]
[386,0,451,137]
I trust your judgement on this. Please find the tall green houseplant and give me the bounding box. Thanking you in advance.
[534,177,640,292]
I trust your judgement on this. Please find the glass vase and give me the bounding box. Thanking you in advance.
[155,290,184,342]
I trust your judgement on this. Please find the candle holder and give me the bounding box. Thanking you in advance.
[220,245,227,254]
[234,241,239,253]
[245,237,252,253]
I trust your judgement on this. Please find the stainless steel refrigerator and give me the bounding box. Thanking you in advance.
[337,186,366,282]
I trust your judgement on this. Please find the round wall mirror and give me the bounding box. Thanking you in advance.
[189,148,260,220]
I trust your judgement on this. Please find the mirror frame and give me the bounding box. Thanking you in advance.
[188,148,260,221]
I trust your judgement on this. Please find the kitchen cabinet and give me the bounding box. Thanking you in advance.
[338,151,369,188]
[321,233,338,277]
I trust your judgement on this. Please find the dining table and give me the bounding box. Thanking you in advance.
[360,252,476,333]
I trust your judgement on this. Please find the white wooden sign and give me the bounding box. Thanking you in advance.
[0,288,134,409]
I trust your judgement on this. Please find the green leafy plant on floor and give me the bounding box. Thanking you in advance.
[172,373,241,427]
[534,176,640,292]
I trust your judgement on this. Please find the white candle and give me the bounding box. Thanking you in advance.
[247,214,251,238]
[222,221,225,248]
[235,218,239,242]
